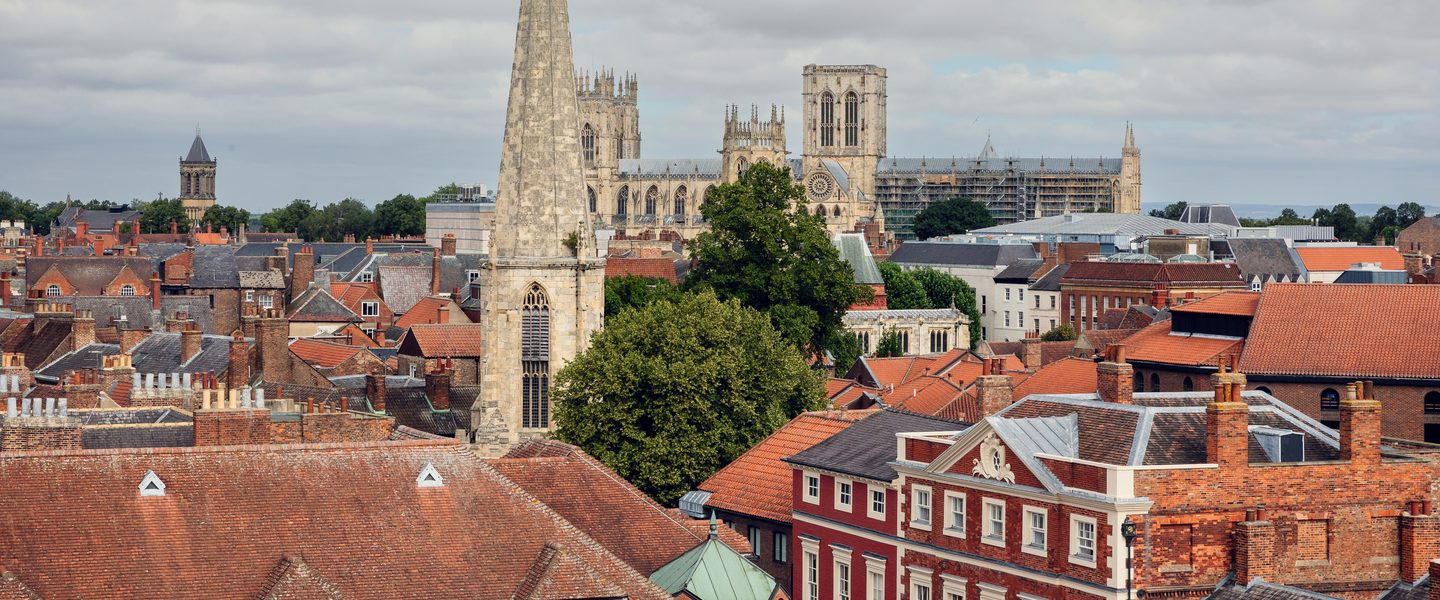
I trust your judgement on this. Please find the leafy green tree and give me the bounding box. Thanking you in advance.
[421,183,461,203]
[1273,208,1308,226]
[604,275,686,318]
[375,194,426,237]
[1397,202,1428,230]
[1149,201,1188,221]
[911,197,998,240]
[201,205,251,233]
[874,328,905,358]
[324,198,376,241]
[1040,323,1078,342]
[684,161,868,351]
[1370,206,1398,243]
[826,330,863,375]
[30,202,68,235]
[135,199,191,234]
[910,268,983,349]
[0,191,40,225]
[1329,203,1360,241]
[553,290,825,504]
[260,199,317,234]
[877,262,927,310]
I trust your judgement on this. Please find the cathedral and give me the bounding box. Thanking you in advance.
[579,65,1142,240]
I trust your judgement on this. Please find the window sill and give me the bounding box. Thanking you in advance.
[942,526,966,539]
[981,534,1005,548]
[1022,544,1047,558]
[909,521,931,531]
[802,497,819,505]
[1068,554,1097,568]
[835,504,852,513]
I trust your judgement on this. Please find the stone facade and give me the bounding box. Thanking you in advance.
[472,0,605,456]
[179,132,217,223]
[843,308,970,356]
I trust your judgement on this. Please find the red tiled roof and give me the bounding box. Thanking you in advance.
[491,440,749,576]
[1080,328,1142,353]
[1014,357,1101,398]
[0,440,670,599]
[1123,321,1244,367]
[1240,283,1440,379]
[394,297,459,329]
[700,410,872,522]
[825,378,856,397]
[400,324,484,357]
[330,282,375,308]
[886,376,964,416]
[1171,290,1261,317]
[1295,246,1404,272]
[333,323,380,348]
[1061,261,1248,285]
[605,258,678,283]
[289,338,362,369]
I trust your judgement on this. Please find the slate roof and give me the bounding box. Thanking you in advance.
[378,266,433,313]
[888,242,1040,268]
[35,333,236,383]
[288,287,361,323]
[700,410,872,523]
[1378,575,1430,600]
[0,440,671,599]
[786,409,970,482]
[56,207,141,232]
[1240,283,1440,380]
[843,308,966,323]
[1029,262,1070,292]
[994,258,1046,283]
[1222,238,1309,283]
[2,319,73,369]
[619,158,723,177]
[1208,579,1347,599]
[1295,246,1405,272]
[189,245,241,288]
[25,256,153,295]
[492,440,752,577]
[1061,260,1247,286]
[183,133,212,162]
[971,213,1234,237]
[397,324,485,358]
[237,270,285,289]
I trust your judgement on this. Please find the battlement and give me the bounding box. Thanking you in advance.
[576,68,638,102]
[723,104,786,148]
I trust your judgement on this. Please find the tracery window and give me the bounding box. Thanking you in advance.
[673,186,688,216]
[844,92,859,146]
[820,92,835,147]
[644,186,658,216]
[522,284,551,429]
[582,124,596,164]
[587,186,597,213]
[616,186,629,217]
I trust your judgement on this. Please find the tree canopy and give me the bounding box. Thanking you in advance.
[375,194,427,238]
[1149,201,1188,221]
[1040,323,1077,342]
[874,328,905,358]
[604,275,686,318]
[683,161,868,351]
[201,205,251,233]
[553,290,825,505]
[135,199,191,234]
[911,197,997,240]
[877,262,982,349]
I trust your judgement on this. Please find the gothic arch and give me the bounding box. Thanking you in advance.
[832,205,842,217]
[815,205,827,217]
[673,185,688,216]
[843,91,859,146]
[819,91,835,147]
[587,186,597,213]
[521,283,552,430]
[616,185,629,216]
[738,158,749,177]
[644,186,659,215]
[581,124,596,164]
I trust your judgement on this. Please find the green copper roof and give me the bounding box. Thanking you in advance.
[835,233,884,285]
[649,524,777,600]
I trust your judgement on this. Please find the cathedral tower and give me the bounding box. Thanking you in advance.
[577,68,640,217]
[472,0,605,455]
[802,65,887,197]
[720,104,787,184]
[1117,123,1143,214]
[178,130,217,223]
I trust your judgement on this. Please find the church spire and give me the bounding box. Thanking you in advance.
[1124,122,1136,149]
[491,0,590,259]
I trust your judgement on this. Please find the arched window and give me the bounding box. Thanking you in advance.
[46,284,60,297]
[1133,372,1144,393]
[673,186,688,217]
[702,186,713,206]
[832,205,842,218]
[1149,373,1160,393]
[616,135,625,160]
[1182,377,1194,392]
[815,205,826,217]
[644,186,659,216]
[820,91,835,147]
[844,91,859,146]
[616,186,629,217]
[738,158,749,177]
[522,284,551,429]
[120,284,136,297]
[581,124,596,164]
[587,186,597,213]
[1426,392,1440,415]
[1320,388,1340,412]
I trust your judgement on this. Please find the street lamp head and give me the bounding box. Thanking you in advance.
[1121,516,1138,543]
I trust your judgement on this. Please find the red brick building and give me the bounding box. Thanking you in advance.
[1059,261,1247,333]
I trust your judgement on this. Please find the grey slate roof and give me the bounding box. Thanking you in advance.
[183,134,212,163]
[190,245,241,288]
[1029,263,1070,292]
[822,160,851,194]
[1222,238,1308,284]
[288,286,361,323]
[1179,204,1241,228]
[83,425,195,449]
[888,242,1040,268]
[995,258,1046,283]
[378,266,432,313]
[1208,580,1344,600]
[35,333,237,381]
[843,308,964,323]
[880,156,1122,175]
[833,234,883,285]
[785,409,969,482]
[1378,575,1429,600]
[972,213,1234,237]
[238,270,286,289]
[618,159,722,178]
[57,207,142,232]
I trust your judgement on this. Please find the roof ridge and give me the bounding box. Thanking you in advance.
[0,437,459,460]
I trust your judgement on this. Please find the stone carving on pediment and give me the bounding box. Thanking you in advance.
[971,433,1016,484]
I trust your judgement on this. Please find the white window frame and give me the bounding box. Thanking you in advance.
[801,538,820,600]
[910,485,932,530]
[747,526,761,558]
[361,301,379,318]
[467,270,481,283]
[977,582,1007,600]
[46,284,60,297]
[835,478,853,512]
[908,566,934,600]
[867,487,886,520]
[119,284,135,296]
[258,294,274,309]
[1022,506,1048,556]
[941,574,968,600]
[245,289,255,302]
[982,498,1006,547]
[1070,515,1098,567]
[942,490,966,538]
[864,553,886,600]
[802,472,820,504]
[832,546,853,600]
[358,271,374,283]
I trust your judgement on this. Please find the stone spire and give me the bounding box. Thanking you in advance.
[1124,122,1137,149]
[492,0,591,260]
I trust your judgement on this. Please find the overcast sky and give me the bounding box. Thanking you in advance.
[1,0,1437,215]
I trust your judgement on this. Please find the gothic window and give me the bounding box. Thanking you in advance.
[820,91,835,147]
[673,186,688,216]
[833,205,841,217]
[587,186,597,213]
[522,284,551,429]
[738,158,749,177]
[616,186,629,216]
[582,124,596,164]
[616,135,625,160]
[644,186,659,216]
[1149,373,1161,392]
[844,92,859,147]
[815,205,826,217]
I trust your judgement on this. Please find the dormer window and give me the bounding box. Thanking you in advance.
[120,284,136,296]
[417,463,444,488]
[46,284,60,297]
[358,272,374,283]
[139,470,166,497]
[361,301,379,318]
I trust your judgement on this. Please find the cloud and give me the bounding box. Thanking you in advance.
[0,0,1436,212]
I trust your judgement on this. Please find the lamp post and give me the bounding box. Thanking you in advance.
[1121,516,1138,600]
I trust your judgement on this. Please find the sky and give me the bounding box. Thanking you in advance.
[1,0,1437,215]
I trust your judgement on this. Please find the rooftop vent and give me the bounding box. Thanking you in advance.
[416,463,444,488]
[1250,426,1305,463]
[139,470,167,497]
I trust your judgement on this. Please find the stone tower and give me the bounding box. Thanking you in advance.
[178,130,217,223]
[802,65,887,197]
[472,0,605,456]
[720,104,787,184]
[1117,123,1143,214]
[577,68,640,215]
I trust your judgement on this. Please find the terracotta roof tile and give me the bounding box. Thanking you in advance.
[1295,246,1404,272]
[1124,321,1243,367]
[885,376,964,416]
[1240,283,1440,379]
[605,258,679,283]
[290,338,362,369]
[700,410,872,522]
[399,324,484,358]
[394,297,460,329]
[1014,357,1101,398]
[1171,291,1262,317]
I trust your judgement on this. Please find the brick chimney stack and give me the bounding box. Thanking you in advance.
[976,357,1013,417]
[1020,332,1042,371]
[1400,501,1440,584]
[1096,344,1134,405]
[1234,508,1277,585]
[441,233,457,257]
[71,310,95,351]
[365,237,374,255]
[290,246,314,302]
[1429,560,1440,600]
[61,369,104,409]
[256,308,290,383]
[1206,355,1249,469]
[1150,283,1170,309]
[426,361,452,411]
[118,326,148,354]
[180,325,203,364]
[1340,380,1382,466]
[150,272,162,311]
[366,370,387,413]
[227,330,249,391]
[0,272,11,307]
[430,249,441,295]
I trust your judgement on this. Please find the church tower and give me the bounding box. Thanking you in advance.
[472,0,605,456]
[178,130,217,223]
[802,65,887,198]
[577,68,640,217]
[720,104,787,184]
[1116,123,1143,214]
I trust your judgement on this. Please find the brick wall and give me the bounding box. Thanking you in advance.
[715,509,792,590]
[1251,380,1440,443]
[193,409,270,446]
[1,418,84,451]
[299,413,393,443]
